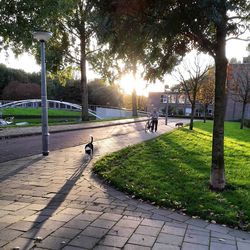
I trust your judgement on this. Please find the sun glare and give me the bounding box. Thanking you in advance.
[119,72,168,96]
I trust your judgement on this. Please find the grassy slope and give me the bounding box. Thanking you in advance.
[94,121,250,230]
[2,108,81,117]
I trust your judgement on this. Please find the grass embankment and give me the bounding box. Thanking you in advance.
[94,121,250,230]
[2,108,81,117]
[1,108,82,126]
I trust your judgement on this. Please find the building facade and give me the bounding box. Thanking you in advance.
[225,63,250,121]
[148,63,250,121]
[147,92,213,117]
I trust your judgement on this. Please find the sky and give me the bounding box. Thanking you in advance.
[0,38,249,96]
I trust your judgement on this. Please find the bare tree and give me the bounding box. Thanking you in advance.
[197,68,215,123]
[175,54,211,130]
[228,64,250,129]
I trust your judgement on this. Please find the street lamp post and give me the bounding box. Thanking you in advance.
[33,31,52,156]
[164,85,169,125]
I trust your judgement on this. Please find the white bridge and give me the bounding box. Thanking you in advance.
[0,99,147,119]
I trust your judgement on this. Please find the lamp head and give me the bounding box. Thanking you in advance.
[33,31,52,42]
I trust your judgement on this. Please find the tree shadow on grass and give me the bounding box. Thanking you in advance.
[94,127,250,229]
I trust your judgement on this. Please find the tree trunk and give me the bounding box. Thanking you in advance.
[132,62,138,117]
[189,102,195,130]
[80,28,89,121]
[240,102,246,129]
[210,16,227,191]
[132,88,137,116]
[204,104,207,123]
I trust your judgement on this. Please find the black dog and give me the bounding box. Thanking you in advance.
[85,136,94,158]
[175,122,183,128]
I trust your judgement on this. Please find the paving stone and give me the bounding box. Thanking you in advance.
[99,235,128,248]
[0,228,23,241]
[74,211,102,222]
[36,235,70,249]
[14,208,37,217]
[211,236,236,245]
[25,204,46,211]
[0,222,9,230]
[184,232,209,245]
[186,227,210,237]
[61,246,86,250]
[210,241,237,250]
[51,227,81,239]
[237,241,250,250]
[81,226,109,238]
[21,227,52,240]
[167,213,189,222]
[187,225,210,234]
[1,202,28,211]
[115,219,141,228]
[50,212,77,222]
[99,212,123,221]
[161,225,186,236]
[90,218,116,229]
[135,225,161,237]
[152,242,180,250]
[23,214,49,223]
[108,226,135,238]
[181,242,208,250]
[7,220,38,232]
[151,214,172,222]
[0,214,23,224]
[211,231,235,240]
[60,208,83,215]
[229,229,250,240]
[86,204,106,212]
[0,210,11,217]
[205,223,230,234]
[93,245,120,250]
[151,208,173,216]
[185,218,209,228]
[128,233,156,247]
[156,233,183,247]
[2,236,35,250]
[64,219,90,230]
[69,235,100,249]
[35,219,65,231]
[94,198,114,204]
[123,244,151,250]
[141,218,164,228]
[0,240,8,247]
[123,215,142,221]
[164,221,187,229]
[123,210,143,217]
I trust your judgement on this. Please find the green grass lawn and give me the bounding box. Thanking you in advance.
[93,121,250,230]
[1,107,81,117]
[0,108,143,127]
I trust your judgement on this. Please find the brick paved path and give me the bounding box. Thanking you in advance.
[0,121,250,250]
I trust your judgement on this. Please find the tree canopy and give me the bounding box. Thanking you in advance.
[92,0,250,190]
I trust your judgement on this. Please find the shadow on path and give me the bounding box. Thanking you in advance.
[21,155,89,250]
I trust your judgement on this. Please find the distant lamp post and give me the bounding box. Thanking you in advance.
[164,85,170,125]
[33,31,52,156]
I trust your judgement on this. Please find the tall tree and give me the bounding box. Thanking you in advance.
[0,0,103,121]
[92,0,250,190]
[174,55,211,130]
[227,63,250,129]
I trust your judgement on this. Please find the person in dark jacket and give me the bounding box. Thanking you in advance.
[150,108,159,132]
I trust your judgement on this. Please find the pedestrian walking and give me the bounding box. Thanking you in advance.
[150,108,159,132]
